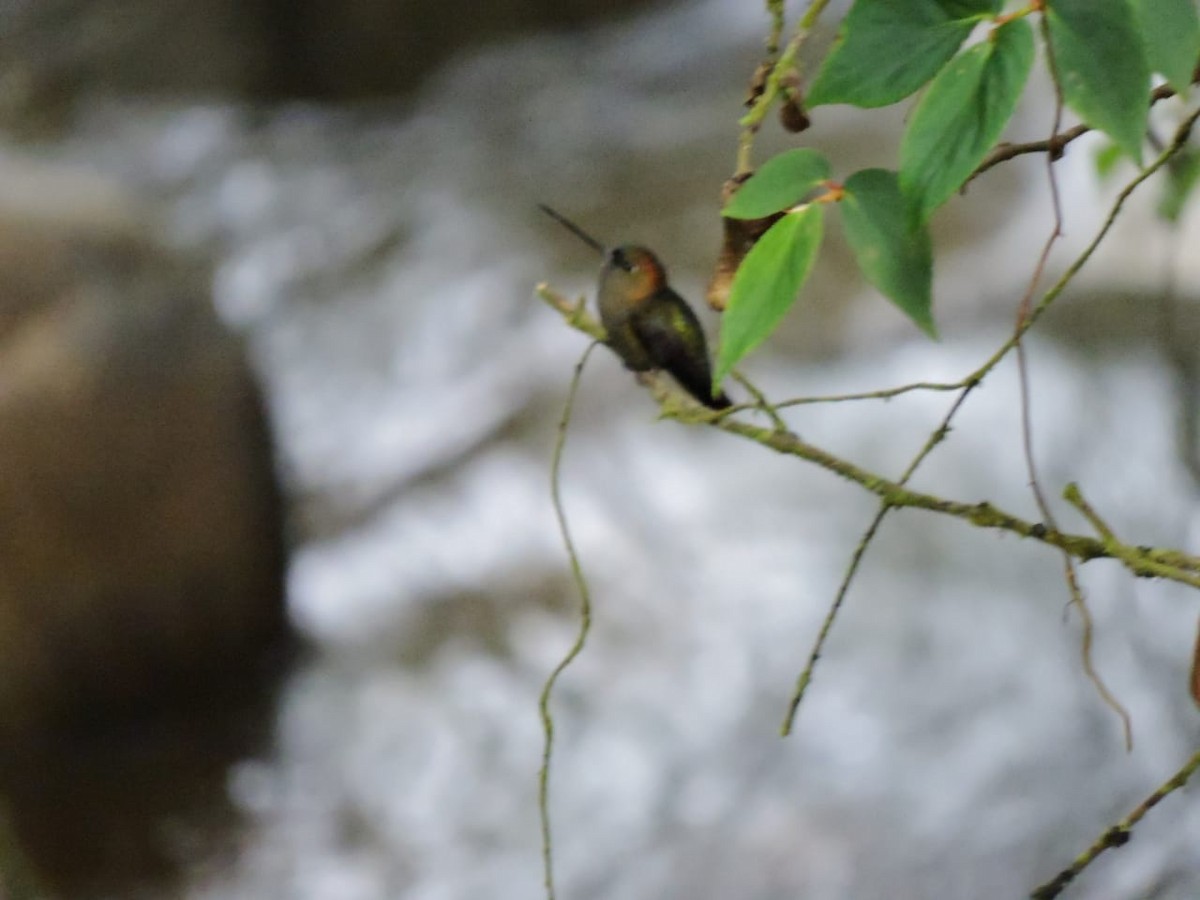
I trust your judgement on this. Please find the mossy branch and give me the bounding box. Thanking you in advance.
[781,382,975,734]
[536,285,1200,592]
[1030,746,1200,899]
[538,340,600,900]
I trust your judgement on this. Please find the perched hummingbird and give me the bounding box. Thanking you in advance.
[539,205,732,410]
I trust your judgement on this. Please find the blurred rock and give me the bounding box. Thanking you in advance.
[0,0,663,134]
[0,158,291,896]
[254,0,665,100]
[0,0,270,137]
[0,159,289,742]
[0,685,281,898]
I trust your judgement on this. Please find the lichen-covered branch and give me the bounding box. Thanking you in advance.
[780,382,975,735]
[535,285,1200,593]
[538,341,600,900]
[1030,746,1200,899]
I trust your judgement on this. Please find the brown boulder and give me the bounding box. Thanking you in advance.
[0,169,289,742]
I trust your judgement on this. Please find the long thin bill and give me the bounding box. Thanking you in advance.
[537,204,606,256]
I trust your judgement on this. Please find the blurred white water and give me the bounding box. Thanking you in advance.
[197,336,1200,900]
[20,0,1200,896]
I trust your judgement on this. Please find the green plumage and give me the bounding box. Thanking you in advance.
[598,244,731,410]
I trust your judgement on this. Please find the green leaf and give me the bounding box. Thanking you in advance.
[1046,0,1151,162]
[1130,0,1200,95]
[840,169,936,338]
[808,0,1001,109]
[714,206,824,385]
[1158,149,1200,223]
[1092,140,1125,181]
[723,149,832,219]
[900,18,1034,221]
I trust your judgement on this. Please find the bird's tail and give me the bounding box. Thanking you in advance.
[674,367,732,410]
[705,390,733,410]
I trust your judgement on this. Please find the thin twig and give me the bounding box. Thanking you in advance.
[536,285,605,343]
[1062,483,1117,543]
[539,340,600,900]
[780,503,887,734]
[780,384,976,734]
[968,83,1180,184]
[731,370,788,431]
[1030,746,1200,899]
[970,124,1090,183]
[765,0,786,57]
[773,380,965,408]
[737,0,833,173]
[962,105,1200,387]
[1013,17,1133,750]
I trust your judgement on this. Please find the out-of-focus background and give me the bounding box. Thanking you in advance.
[2,1,1200,897]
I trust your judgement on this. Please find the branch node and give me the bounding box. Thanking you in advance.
[1063,481,1118,543]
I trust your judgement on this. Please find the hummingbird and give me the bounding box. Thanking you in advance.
[539,205,732,410]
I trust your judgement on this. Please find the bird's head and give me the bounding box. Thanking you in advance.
[602,244,667,305]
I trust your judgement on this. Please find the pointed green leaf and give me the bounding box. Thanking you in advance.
[840,169,936,338]
[715,206,824,385]
[1046,0,1151,162]
[1130,0,1200,95]
[1158,148,1200,223]
[723,149,832,220]
[900,18,1034,221]
[808,0,1001,109]
[1093,140,1126,181]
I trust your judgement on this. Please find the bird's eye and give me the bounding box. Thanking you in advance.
[611,249,635,273]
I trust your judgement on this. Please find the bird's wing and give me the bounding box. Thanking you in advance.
[631,291,720,406]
